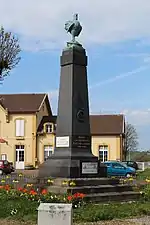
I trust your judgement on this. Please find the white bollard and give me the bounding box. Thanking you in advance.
[38,203,73,225]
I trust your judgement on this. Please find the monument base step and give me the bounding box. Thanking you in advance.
[36,177,140,203]
[47,184,134,194]
[37,177,120,186]
[85,191,141,203]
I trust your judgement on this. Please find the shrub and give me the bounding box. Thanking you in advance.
[141,184,150,201]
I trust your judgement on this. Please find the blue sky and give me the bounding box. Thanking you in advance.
[1,0,150,150]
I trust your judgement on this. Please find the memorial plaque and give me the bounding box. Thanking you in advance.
[82,162,98,174]
[56,136,69,147]
[72,135,91,149]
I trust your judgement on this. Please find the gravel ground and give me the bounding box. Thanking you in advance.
[76,217,150,224]
[0,220,35,225]
[0,217,150,225]
[128,216,150,225]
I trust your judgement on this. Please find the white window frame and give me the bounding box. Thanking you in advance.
[99,145,108,162]
[15,119,25,137]
[45,123,53,133]
[44,145,53,161]
[1,154,7,160]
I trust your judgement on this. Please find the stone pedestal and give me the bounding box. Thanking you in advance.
[38,203,72,225]
[39,46,100,178]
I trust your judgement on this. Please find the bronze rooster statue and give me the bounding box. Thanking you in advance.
[65,14,82,43]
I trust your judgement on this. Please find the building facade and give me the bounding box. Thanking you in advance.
[0,93,125,169]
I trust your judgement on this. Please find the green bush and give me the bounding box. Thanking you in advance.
[141,184,150,201]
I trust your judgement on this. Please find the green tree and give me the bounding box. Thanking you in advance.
[125,123,138,160]
[0,26,21,80]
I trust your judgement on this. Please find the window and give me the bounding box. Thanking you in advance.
[1,154,7,160]
[45,124,53,133]
[15,119,25,137]
[44,145,53,161]
[99,145,108,162]
[112,163,124,169]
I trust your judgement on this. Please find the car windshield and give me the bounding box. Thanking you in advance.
[118,162,128,168]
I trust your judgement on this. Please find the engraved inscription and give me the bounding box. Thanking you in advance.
[72,135,91,149]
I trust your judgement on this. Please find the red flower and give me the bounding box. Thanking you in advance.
[67,195,73,201]
[22,188,28,193]
[30,190,37,195]
[78,193,85,198]
[4,185,10,191]
[18,187,23,192]
[73,192,85,198]
[0,186,4,189]
[41,189,47,195]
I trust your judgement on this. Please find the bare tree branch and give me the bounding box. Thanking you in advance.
[124,123,139,158]
[0,26,21,80]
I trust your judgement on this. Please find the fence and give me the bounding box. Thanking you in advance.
[137,162,150,171]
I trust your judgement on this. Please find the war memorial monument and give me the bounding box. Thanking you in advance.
[39,14,101,178]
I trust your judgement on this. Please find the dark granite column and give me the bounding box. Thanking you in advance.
[38,46,100,178]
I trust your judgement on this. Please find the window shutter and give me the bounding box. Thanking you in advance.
[16,120,20,136]
[15,120,24,137]
[20,120,25,136]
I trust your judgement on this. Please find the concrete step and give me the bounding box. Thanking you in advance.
[67,184,134,194]
[47,184,134,195]
[52,178,120,187]
[85,191,140,203]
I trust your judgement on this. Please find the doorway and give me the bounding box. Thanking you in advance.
[15,145,25,169]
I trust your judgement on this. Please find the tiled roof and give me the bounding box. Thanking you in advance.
[38,114,124,135]
[0,93,51,113]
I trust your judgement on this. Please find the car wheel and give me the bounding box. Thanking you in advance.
[126,173,132,178]
[0,170,3,175]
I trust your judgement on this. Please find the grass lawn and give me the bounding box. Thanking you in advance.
[136,168,150,181]
[0,198,150,223]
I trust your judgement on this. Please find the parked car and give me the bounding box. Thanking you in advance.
[0,160,13,175]
[122,161,139,170]
[104,161,136,177]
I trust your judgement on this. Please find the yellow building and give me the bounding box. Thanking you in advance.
[0,93,125,169]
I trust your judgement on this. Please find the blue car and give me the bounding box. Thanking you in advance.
[104,161,136,177]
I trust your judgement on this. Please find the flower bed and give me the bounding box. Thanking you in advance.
[0,184,85,209]
[0,183,149,223]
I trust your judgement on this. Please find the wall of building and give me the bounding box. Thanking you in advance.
[0,106,36,167]
[37,133,55,164]
[92,135,122,161]
[0,104,124,167]
[37,134,123,164]
[36,100,49,129]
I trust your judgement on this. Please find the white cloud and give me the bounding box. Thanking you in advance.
[89,64,149,89]
[1,0,150,51]
[116,53,150,58]
[121,109,150,126]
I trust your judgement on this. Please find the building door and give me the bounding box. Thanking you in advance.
[44,145,53,161]
[15,145,25,169]
[99,145,108,162]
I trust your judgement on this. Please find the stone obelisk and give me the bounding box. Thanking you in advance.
[39,14,100,178]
